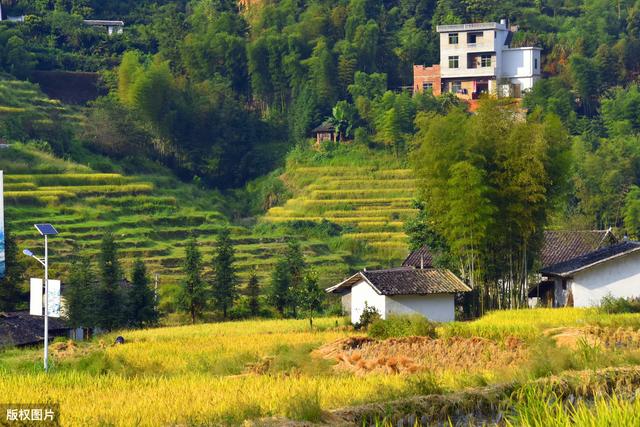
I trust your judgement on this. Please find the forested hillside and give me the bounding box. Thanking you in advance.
[2,0,640,317]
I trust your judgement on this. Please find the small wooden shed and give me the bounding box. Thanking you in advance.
[311,120,336,144]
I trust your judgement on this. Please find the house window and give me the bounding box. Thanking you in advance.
[534,58,538,69]
[422,82,433,91]
[448,56,459,69]
[448,33,458,44]
[468,32,483,44]
[451,81,462,93]
[480,54,492,67]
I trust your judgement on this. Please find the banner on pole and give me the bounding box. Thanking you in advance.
[47,280,61,318]
[29,278,42,316]
[29,278,62,318]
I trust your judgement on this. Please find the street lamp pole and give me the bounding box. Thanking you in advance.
[23,224,58,373]
[44,234,49,372]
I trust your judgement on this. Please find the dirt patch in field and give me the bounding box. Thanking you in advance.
[545,326,640,350]
[313,335,527,375]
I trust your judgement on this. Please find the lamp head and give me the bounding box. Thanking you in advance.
[23,249,33,257]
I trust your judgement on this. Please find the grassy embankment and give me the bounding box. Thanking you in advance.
[2,309,640,425]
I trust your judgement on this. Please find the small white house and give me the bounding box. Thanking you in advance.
[83,20,124,36]
[326,267,470,323]
[537,241,640,307]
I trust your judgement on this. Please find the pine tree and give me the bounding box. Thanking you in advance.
[211,228,238,318]
[65,253,96,329]
[0,233,26,312]
[268,259,291,316]
[95,232,124,330]
[247,272,260,317]
[128,258,158,327]
[284,239,306,316]
[179,236,206,324]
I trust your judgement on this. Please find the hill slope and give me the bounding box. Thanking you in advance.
[0,76,421,305]
[262,145,418,269]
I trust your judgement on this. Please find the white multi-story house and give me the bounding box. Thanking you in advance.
[414,20,541,100]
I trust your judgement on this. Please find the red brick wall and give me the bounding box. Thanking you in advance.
[413,64,441,96]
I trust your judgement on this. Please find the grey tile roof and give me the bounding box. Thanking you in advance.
[327,267,470,295]
[311,120,335,134]
[0,311,70,348]
[540,230,616,268]
[541,241,640,277]
[402,245,434,268]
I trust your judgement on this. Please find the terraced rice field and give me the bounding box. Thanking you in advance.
[263,164,418,267]
[0,75,85,132]
[0,145,352,301]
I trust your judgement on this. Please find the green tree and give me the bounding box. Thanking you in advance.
[178,236,206,324]
[411,99,570,312]
[211,228,238,318]
[330,101,356,141]
[268,259,290,316]
[303,38,338,110]
[117,51,143,107]
[624,185,640,238]
[296,270,324,329]
[0,233,26,312]
[569,55,600,116]
[64,253,96,329]
[128,258,158,327]
[95,232,124,330]
[284,239,306,316]
[601,84,640,137]
[246,272,260,317]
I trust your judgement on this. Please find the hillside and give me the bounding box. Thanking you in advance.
[263,145,417,269]
[0,74,420,300]
[1,142,419,297]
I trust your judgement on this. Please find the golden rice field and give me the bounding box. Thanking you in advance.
[0,318,419,426]
[4,309,640,425]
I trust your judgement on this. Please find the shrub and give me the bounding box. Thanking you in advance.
[368,314,438,339]
[599,295,640,314]
[355,302,381,330]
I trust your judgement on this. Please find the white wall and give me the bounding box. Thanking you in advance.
[501,48,541,79]
[350,279,386,324]
[570,251,640,307]
[440,28,506,79]
[386,294,455,322]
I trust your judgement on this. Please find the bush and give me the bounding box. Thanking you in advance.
[599,295,640,314]
[354,302,380,330]
[367,314,438,339]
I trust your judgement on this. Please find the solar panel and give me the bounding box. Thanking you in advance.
[34,224,58,236]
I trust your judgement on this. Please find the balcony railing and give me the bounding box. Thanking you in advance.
[437,22,505,32]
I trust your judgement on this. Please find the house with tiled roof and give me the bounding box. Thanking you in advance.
[326,263,470,323]
[0,311,70,348]
[529,229,618,307]
[532,239,640,308]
